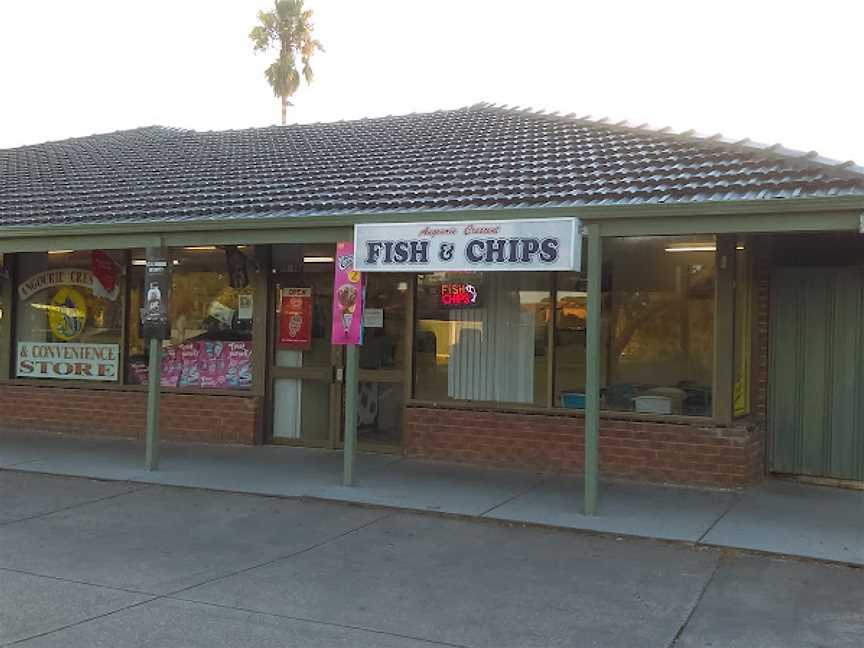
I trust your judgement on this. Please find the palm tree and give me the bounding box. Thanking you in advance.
[250,1,323,125]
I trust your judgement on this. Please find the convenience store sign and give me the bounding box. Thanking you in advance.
[16,342,119,381]
[354,217,581,272]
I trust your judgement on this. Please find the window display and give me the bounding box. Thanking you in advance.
[14,251,124,382]
[127,247,254,390]
[415,272,551,406]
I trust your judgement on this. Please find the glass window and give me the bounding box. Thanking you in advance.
[414,271,551,406]
[358,274,410,446]
[556,236,716,416]
[554,273,588,407]
[14,250,125,382]
[127,246,254,390]
[603,237,715,416]
[361,273,409,371]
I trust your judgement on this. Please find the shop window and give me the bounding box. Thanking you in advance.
[127,247,255,390]
[414,272,551,406]
[555,237,715,416]
[554,273,589,407]
[359,273,409,445]
[361,274,408,371]
[14,250,125,382]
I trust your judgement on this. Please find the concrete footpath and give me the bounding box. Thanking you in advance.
[1,430,862,567]
[1,470,862,647]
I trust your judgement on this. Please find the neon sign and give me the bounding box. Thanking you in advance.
[440,282,479,307]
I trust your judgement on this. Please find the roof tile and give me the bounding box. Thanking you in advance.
[2,103,863,227]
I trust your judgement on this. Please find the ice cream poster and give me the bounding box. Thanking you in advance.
[331,241,364,345]
[279,287,312,349]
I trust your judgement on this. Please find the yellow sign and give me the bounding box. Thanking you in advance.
[48,287,88,341]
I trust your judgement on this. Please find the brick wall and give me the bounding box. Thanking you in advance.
[0,384,261,444]
[405,406,764,488]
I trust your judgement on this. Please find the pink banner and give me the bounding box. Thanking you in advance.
[331,241,364,345]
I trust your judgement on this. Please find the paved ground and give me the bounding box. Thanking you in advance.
[2,431,863,565]
[0,471,861,647]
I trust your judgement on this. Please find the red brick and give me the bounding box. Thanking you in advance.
[404,405,764,488]
[0,385,260,445]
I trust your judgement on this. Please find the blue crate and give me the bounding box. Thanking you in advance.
[560,392,586,409]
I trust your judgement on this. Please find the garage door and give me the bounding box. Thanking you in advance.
[769,266,864,480]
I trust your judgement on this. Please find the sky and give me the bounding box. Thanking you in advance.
[1,0,862,163]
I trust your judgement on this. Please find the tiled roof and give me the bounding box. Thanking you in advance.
[2,103,863,228]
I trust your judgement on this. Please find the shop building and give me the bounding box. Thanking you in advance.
[1,104,864,491]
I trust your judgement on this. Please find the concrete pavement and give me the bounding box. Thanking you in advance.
[1,430,862,565]
[0,471,861,647]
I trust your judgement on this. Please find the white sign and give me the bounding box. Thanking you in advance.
[16,342,120,382]
[363,307,384,328]
[354,218,581,272]
[18,268,119,302]
[238,293,254,320]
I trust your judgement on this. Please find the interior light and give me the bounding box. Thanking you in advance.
[664,245,716,253]
[183,246,217,251]
[303,256,335,263]
[665,244,746,253]
[47,250,74,255]
[132,259,180,266]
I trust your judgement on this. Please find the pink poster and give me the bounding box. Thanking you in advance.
[331,241,364,345]
[129,340,252,390]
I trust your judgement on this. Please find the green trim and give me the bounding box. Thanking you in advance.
[0,234,163,254]
[597,210,861,237]
[251,247,271,399]
[0,255,12,380]
[163,228,352,247]
[0,194,860,244]
[343,344,359,486]
[713,236,736,424]
[145,337,161,471]
[0,228,354,254]
[584,224,602,515]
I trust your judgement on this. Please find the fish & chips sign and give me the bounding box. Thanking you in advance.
[354,218,581,272]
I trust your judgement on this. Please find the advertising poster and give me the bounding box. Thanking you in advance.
[141,248,171,340]
[279,287,312,349]
[238,293,253,320]
[16,342,119,382]
[91,250,118,299]
[331,241,364,345]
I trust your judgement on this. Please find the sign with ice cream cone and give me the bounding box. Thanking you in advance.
[331,241,364,346]
[279,287,312,349]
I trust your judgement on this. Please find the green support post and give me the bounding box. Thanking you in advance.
[584,223,602,515]
[343,343,359,486]
[145,337,161,471]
